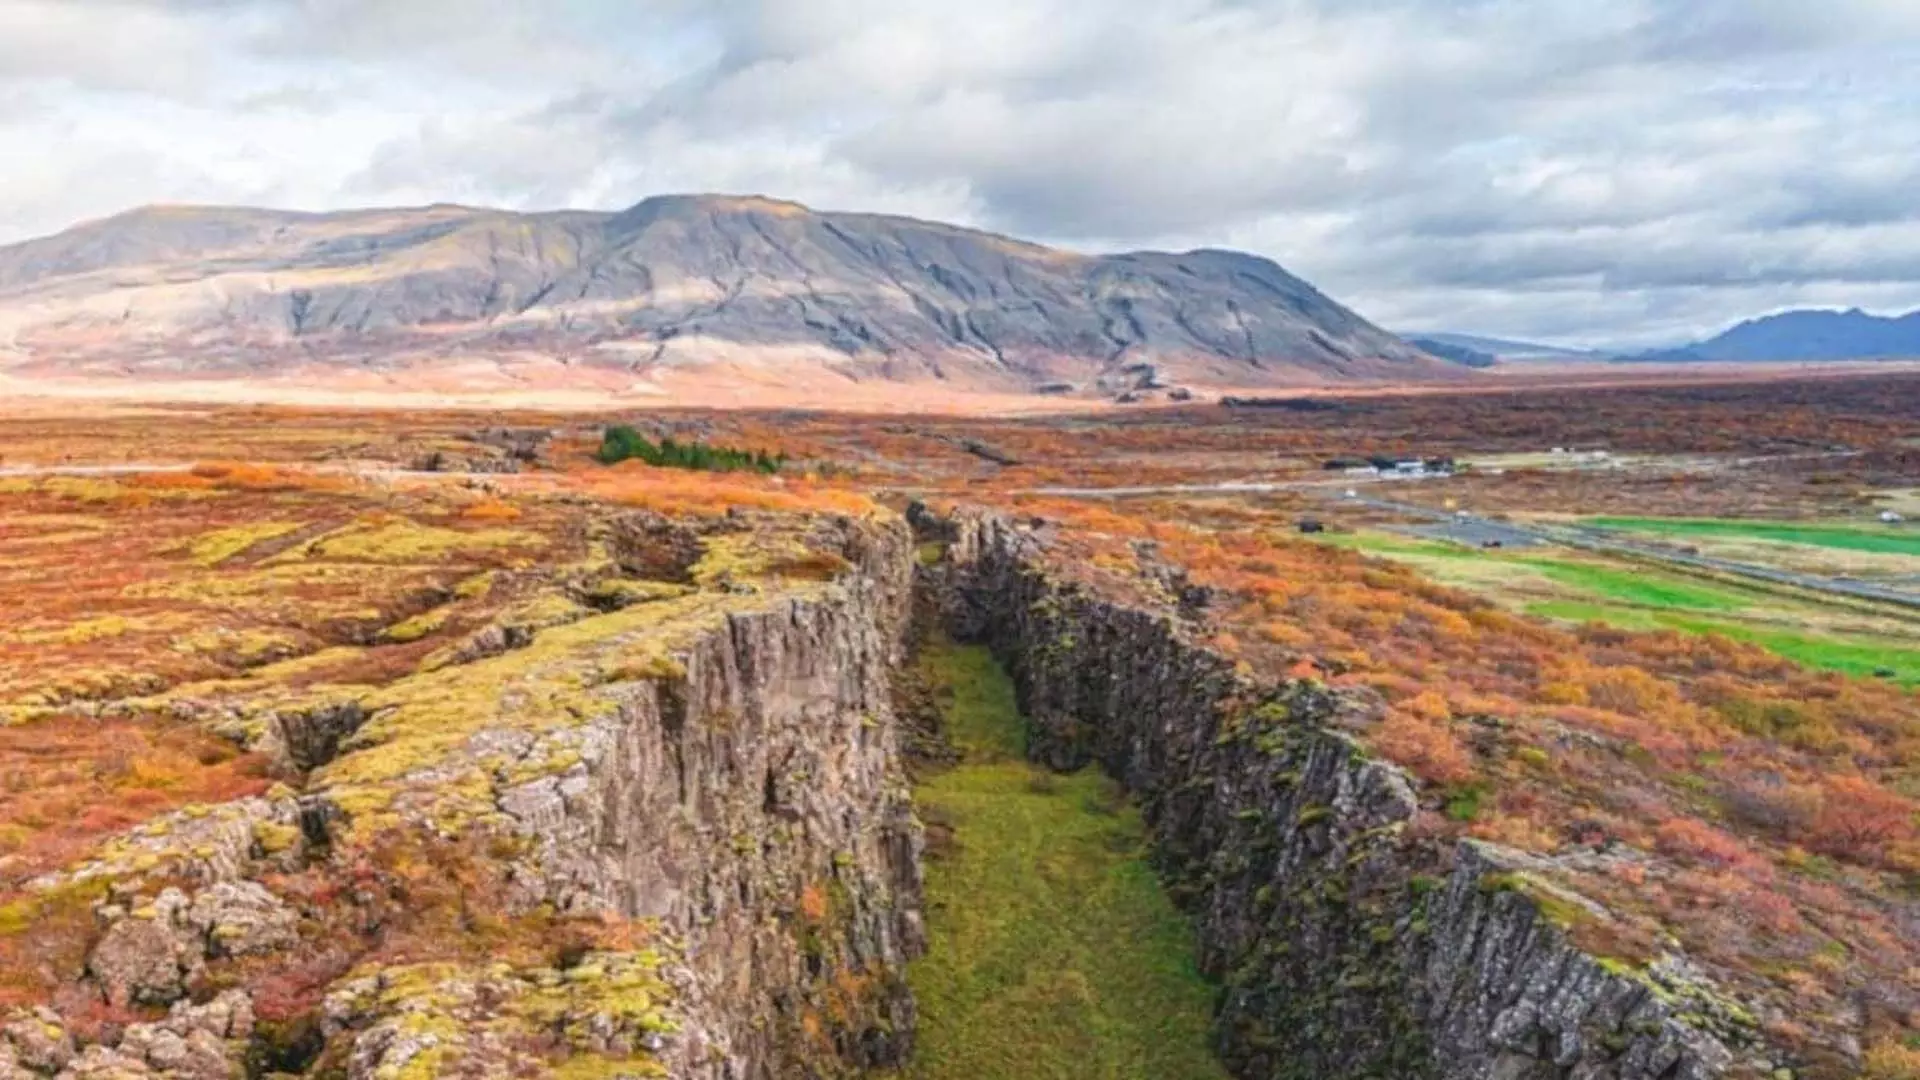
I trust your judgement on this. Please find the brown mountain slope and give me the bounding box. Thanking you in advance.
[0,194,1450,398]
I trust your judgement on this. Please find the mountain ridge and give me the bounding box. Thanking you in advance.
[0,193,1448,399]
[1406,331,1603,361]
[1647,306,1920,363]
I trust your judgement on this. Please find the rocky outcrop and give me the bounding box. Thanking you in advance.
[932,508,1778,1080]
[0,511,925,1080]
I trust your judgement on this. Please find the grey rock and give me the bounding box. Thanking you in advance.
[937,507,1779,1080]
[185,882,298,959]
[87,891,201,1008]
[0,196,1447,391]
[2,1013,74,1073]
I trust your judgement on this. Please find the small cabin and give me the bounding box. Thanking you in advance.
[1298,519,1327,534]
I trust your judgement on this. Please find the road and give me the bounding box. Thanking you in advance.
[1011,473,1440,498]
[1333,492,1920,612]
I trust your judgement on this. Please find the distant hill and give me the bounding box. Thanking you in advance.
[0,195,1448,398]
[1406,332,1603,362]
[1405,337,1497,368]
[1644,308,1920,363]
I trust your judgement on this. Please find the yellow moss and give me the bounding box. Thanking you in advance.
[251,820,302,856]
[316,577,824,824]
[453,571,497,600]
[171,626,301,664]
[583,579,696,608]
[284,518,545,564]
[176,521,304,566]
[4,614,156,645]
[0,476,213,503]
[124,562,424,604]
[382,608,451,644]
[502,593,595,630]
[690,531,846,588]
[339,951,675,1079]
[548,1055,669,1079]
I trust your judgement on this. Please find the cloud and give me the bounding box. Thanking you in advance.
[2,0,1919,345]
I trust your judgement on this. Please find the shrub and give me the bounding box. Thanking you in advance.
[595,426,785,474]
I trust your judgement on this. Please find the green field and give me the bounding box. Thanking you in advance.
[1525,561,1754,612]
[899,642,1228,1080]
[1526,601,1920,684]
[1587,517,1920,557]
[1333,533,1758,613]
[1324,529,1920,685]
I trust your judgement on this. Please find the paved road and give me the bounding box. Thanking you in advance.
[1333,492,1920,612]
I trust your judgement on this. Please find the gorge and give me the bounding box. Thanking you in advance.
[0,499,1798,1079]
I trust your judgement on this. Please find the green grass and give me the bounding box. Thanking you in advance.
[1588,517,1920,557]
[1329,530,1757,613]
[1527,601,1920,685]
[1316,532,1469,559]
[1521,559,1754,613]
[901,643,1228,1080]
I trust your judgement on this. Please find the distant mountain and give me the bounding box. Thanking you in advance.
[1644,308,1920,363]
[0,195,1448,397]
[1405,337,1496,368]
[1405,332,1603,361]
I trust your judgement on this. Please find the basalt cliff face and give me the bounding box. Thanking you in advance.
[925,507,1784,1080]
[0,511,924,1080]
[0,196,1446,397]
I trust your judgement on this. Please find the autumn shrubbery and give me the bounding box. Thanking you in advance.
[191,461,300,490]
[0,717,272,891]
[1005,492,1920,1046]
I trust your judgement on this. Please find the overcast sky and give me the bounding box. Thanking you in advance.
[3,0,1919,347]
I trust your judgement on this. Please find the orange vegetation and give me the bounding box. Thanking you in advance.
[991,492,1918,1056]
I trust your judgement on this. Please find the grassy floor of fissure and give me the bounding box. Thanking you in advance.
[895,640,1228,1080]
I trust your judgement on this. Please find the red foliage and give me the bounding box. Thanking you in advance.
[1809,775,1916,862]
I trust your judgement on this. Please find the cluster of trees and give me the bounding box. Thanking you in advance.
[595,426,786,475]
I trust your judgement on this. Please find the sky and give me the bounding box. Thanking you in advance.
[4,0,1920,348]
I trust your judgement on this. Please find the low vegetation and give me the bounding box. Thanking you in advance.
[901,641,1225,1080]
[1590,516,1920,557]
[595,425,785,474]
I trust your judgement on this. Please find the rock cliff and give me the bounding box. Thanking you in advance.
[928,507,1782,1080]
[0,511,924,1080]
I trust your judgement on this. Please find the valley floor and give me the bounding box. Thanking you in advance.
[895,640,1227,1080]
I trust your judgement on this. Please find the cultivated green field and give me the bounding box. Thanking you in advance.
[1588,516,1920,557]
[901,642,1227,1080]
[1327,530,1920,685]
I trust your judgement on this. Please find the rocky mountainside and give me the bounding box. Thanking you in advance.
[0,195,1445,396]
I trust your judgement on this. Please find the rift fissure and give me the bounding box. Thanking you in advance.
[916,506,1764,1080]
